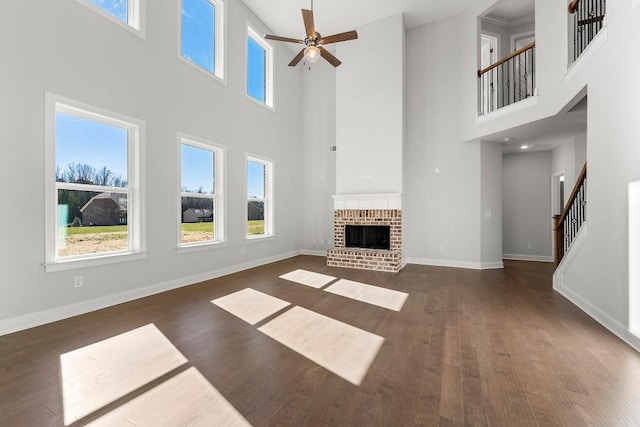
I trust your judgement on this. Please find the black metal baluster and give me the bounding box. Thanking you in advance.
[490,69,494,112]
[524,51,528,99]
[512,57,515,105]
[531,47,535,96]
[501,63,504,109]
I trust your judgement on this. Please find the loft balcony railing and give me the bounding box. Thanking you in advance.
[554,163,587,266]
[569,0,606,61]
[477,41,536,115]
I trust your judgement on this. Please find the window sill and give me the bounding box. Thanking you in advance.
[245,93,275,112]
[245,235,276,243]
[76,0,146,40]
[177,241,228,254]
[45,252,147,273]
[177,55,226,85]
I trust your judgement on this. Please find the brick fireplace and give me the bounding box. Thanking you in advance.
[327,194,402,273]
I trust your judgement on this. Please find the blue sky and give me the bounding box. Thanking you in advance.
[247,161,265,199]
[247,37,266,102]
[63,0,266,196]
[181,0,215,74]
[89,0,127,23]
[56,112,128,180]
[181,144,214,193]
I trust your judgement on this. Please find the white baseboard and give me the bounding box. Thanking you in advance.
[555,282,640,353]
[0,250,302,337]
[406,257,503,270]
[503,254,553,262]
[299,249,327,257]
[552,223,640,352]
[481,261,505,269]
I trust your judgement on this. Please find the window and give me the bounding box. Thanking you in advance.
[179,135,225,248]
[78,0,144,35]
[246,156,273,238]
[45,94,143,270]
[180,0,225,80]
[246,26,274,108]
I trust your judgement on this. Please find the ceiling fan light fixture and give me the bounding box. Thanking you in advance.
[304,45,321,63]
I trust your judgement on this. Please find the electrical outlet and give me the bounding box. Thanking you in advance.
[439,245,445,253]
[527,243,534,249]
[73,276,83,288]
[485,210,492,218]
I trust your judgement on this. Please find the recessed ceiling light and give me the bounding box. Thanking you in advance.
[520,145,530,150]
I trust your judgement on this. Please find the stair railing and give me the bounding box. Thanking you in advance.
[569,0,606,61]
[478,41,536,115]
[554,163,587,266]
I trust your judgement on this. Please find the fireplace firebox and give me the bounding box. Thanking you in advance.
[345,225,390,250]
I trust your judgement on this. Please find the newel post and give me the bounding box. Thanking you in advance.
[553,215,563,266]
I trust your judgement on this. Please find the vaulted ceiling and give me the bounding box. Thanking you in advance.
[240,0,476,40]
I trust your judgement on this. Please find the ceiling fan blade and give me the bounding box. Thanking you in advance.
[264,34,304,44]
[302,9,316,39]
[319,47,342,67]
[319,30,358,45]
[289,49,306,67]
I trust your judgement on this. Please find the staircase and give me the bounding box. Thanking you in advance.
[554,163,587,266]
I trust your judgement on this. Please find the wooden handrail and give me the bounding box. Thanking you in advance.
[477,41,535,78]
[557,162,587,224]
[554,162,587,266]
[568,0,579,14]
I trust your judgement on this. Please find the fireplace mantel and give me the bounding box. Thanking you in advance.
[332,194,401,210]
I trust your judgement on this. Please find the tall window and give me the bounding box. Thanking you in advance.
[180,0,225,80]
[246,156,273,238]
[46,95,143,269]
[79,0,144,35]
[179,136,225,247]
[247,26,274,108]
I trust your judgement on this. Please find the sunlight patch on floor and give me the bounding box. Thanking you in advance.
[324,279,409,311]
[211,288,291,325]
[60,324,188,425]
[258,306,384,385]
[87,367,251,426]
[279,269,337,288]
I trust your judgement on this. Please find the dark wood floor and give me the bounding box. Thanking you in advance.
[2,256,640,426]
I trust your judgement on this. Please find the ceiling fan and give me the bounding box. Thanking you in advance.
[264,1,358,67]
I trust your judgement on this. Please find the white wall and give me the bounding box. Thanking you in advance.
[403,10,485,268]
[502,151,552,259]
[574,131,587,175]
[555,1,640,346]
[335,14,404,195]
[551,136,577,205]
[301,64,337,253]
[481,142,503,265]
[0,1,304,331]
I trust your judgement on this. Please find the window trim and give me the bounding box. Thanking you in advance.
[76,0,146,39]
[45,93,146,272]
[177,133,226,251]
[178,0,226,82]
[245,154,274,240]
[246,25,274,110]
